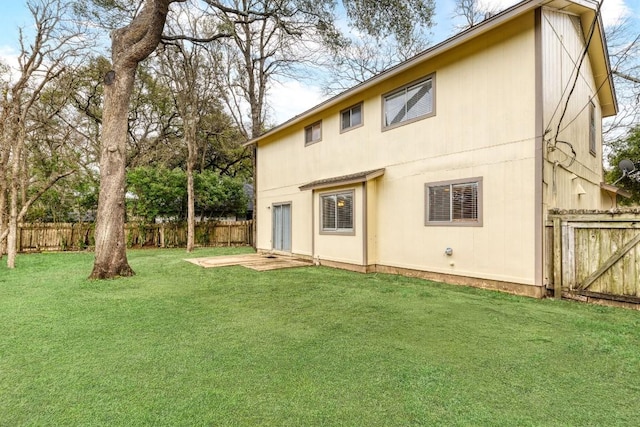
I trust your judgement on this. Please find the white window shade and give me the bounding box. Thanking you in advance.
[428,185,450,222]
[426,178,482,226]
[321,191,354,233]
[384,76,434,128]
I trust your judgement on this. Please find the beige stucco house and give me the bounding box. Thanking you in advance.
[248,0,618,297]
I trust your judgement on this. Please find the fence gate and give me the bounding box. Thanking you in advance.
[548,211,640,304]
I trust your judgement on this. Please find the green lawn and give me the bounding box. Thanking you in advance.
[1,248,639,426]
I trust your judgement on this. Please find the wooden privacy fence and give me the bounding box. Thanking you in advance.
[547,210,640,305]
[16,221,253,253]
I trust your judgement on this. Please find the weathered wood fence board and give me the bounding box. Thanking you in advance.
[17,221,253,253]
[547,210,640,304]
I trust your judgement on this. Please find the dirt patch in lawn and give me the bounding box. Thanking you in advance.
[185,253,312,271]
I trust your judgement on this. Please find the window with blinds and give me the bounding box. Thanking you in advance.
[425,178,482,226]
[383,75,434,128]
[321,191,354,233]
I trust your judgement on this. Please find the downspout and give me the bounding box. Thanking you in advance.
[534,7,545,287]
[252,144,258,250]
[311,190,316,265]
[362,181,368,268]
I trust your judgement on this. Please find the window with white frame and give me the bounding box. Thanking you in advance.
[305,121,322,145]
[589,101,596,156]
[425,178,482,226]
[321,191,354,233]
[383,75,434,129]
[341,103,363,132]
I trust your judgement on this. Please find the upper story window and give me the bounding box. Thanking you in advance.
[589,101,596,156]
[305,121,322,145]
[341,103,363,132]
[425,177,482,226]
[383,75,434,129]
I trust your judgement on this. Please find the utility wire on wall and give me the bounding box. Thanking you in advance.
[550,0,603,149]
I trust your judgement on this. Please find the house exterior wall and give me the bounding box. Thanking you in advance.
[255,1,616,293]
[256,140,313,255]
[256,13,541,286]
[541,8,606,211]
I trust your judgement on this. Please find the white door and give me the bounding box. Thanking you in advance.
[272,203,291,252]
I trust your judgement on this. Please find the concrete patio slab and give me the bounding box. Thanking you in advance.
[185,253,312,271]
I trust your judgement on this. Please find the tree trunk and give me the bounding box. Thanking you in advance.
[89,67,136,279]
[0,184,6,259]
[6,123,24,268]
[89,0,183,279]
[6,172,19,268]
[186,115,196,253]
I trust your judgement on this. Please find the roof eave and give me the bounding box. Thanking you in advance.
[299,168,385,191]
[601,182,631,198]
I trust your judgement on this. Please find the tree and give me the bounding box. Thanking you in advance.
[606,125,640,205]
[322,35,430,95]
[127,166,186,222]
[0,0,86,267]
[451,0,498,31]
[603,19,640,142]
[89,0,186,279]
[156,8,224,252]
[195,171,247,219]
[126,166,247,221]
[126,60,183,169]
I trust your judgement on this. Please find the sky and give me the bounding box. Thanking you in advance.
[0,0,638,124]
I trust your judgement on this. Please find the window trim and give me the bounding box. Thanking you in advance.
[382,73,436,131]
[340,102,364,133]
[304,120,322,146]
[424,177,483,227]
[589,100,596,156]
[319,189,356,235]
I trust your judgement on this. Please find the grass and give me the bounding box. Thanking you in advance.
[1,248,640,426]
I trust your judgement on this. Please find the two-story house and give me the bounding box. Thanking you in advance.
[247,0,618,297]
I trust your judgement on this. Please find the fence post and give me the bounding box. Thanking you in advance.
[160,224,165,248]
[553,217,563,299]
[17,224,23,253]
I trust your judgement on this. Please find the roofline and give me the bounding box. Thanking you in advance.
[600,182,631,198]
[299,168,385,191]
[594,8,619,117]
[246,0,614,146]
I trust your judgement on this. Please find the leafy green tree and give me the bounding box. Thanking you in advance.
[126,166,248,222]
[126,166,186,222]
[195,171,247,219]
[607,125,640,205]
